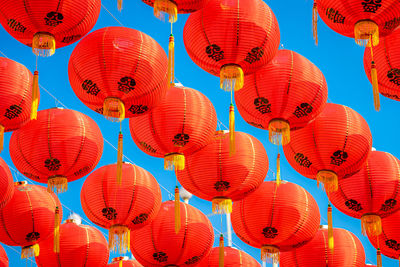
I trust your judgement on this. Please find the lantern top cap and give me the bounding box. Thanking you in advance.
[112,256,129,262]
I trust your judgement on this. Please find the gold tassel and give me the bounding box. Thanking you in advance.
[47,176,68,194]
[229,104,235,156]
[261,245,279,264]
[117,0,123,11]
[103,97,125,122]
[276,153,281,186]
[54,206,60,253]
[117,132,123,185]
[371,61,380,111]
[268,119,290,145]
[119,259,123,267]
[32,33,56,57]
[212,197,232,214]
[316,170,338,193]
[175,186,181,234]
[168,34,175,87]
[354,20,379,47]
[361,214,382,236]
[312,1,318,45]
[21,244,40,259]
[109,225,130,254]
[0,125,4,153]
[31,70,39,120]
[220,65,244,91]
[328,204,334,252]
[219,234,224,267]
[153,0,178,23]
[377,248,382,267]
[164,153,185,171]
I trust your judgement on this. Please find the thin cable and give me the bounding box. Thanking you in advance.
[101,3,124,26]
[4,245,36,264]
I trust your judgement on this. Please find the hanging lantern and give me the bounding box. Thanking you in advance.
[283,103,372,193]
[0,157,14,209]
[364,29,400,102]
[81,163,162,254]
[176,130,268,214]
[130,201,214,266]
[142,0,205,21]
[231,181,320,264]
[129,85,217,170]
[313,0,400,110]
[328,151,400,237]
[197,246,260,267]
[0,181,62,259]
[0,244,8,267]
[280,226,366,267]
[0,57,37,148]
[35,219,109,267]
[9,108,103,193]
[235,49,328,145]
[108,257,143,267]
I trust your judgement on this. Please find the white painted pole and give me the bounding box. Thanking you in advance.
[226,213,232,247]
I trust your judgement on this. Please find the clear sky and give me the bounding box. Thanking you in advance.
[0,0,399,266]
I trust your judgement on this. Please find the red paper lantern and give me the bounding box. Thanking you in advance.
[142,0,205,19]
[280,226,366,267]
[0,157,14,209]
[0,0,100,57]
[328,151,400,237]
[68,26,168,121]
[0,181,62,258]
[283,103,372,193]
[231,181,320,263]
[81,163,162,254]
[0,244,8,267]
[129,85,217,170]
[176,130,268,213]
[9,108,103,193]
[235,49,328,145]
[108,257,143,267]
[130,201,214,266]
[197,246,260,267]
[364,29,400,102]
[35,219,109,267]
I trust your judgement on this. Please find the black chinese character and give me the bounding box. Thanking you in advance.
[326,8,345,24]
[386,239,400,251]
[7,19,26,32]
[362,0,382,13]
[254,97,271,114]
[206,44,224,61]
[185,256,201,265]
[153,252,168,262]
[262,227,278,238]
[214,181,230,192]
[44,12,64,27]
[82,79,100,96]
[172,133,190,147]
[244,47,264,64]
[132,213,149,225]
[388,68,400,86]
[381,199,397,212]
[25,232,40,242]
[44,158,61,171]
[345,199,363,212]
[128,105,148,114]
[102,207,117,220]
[4,105,22,120]
[61,35,82,43]
[330,150,348,166]
[139,141,157,153]
[293,103,313,118]
[294,153,312,168]
[118,76,136,93]
[384,17,400,30]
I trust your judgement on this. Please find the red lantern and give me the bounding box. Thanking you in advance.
[9,108,103,193]
[0,57,37,149]
[35,219,109,267]
[280,226,366,267]
[235,49,328,145]
[328,151,400,237]
[108,257,143,267]
[81,163,162,254]
[0,181,62,258]
[282,103,372,193]
[364,29,400,102]
[129,85,217,170]
[0,157,14,209]
[142,0,205,19]
[231,181,320,263]
[0,244,8,267]
[130,201,214,266]
[176,130,268,213]
[197,246,260,267]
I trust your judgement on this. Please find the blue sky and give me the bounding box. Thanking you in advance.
[1,0,399,266]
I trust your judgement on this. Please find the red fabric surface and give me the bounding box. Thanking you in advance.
[197,246,260,267]
[142,0,206,13]
[0,244,8,267]
[108,259,143,267]
[0,157,14,209]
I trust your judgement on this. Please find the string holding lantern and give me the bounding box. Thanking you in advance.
[197,246,261,267]
[107,257,143,267]
[312,0,400,110]
[0,157,14,209]
[0,244,8,267]
[81,163,162,254]
[231,181,321,264]
[183,0,280,153]
[9,108,103,193]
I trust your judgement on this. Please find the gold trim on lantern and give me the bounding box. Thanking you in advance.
[153,0,178,23]
[261,245,279,264]
[32,32,56,57]
[164,153,185,171]
[21,244,40,259]
[268,119,290,145]
[220,64,244,92]
[316,170,338,193]
[212,197,232,214]
[103,97,125,122]
[109,225,130,254]
[361,214,382,236]
[47,176,68,194]
[354,20,379,47]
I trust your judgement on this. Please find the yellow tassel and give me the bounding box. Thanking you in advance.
[212,197,232,214]
[361,214,382,236]
[354,20,379,47]
[164,153,185,171]
[119,260,123,267]
[31,70,39,120]
[276,153,281,186]
[312,1,318,45]
[32,33,56,57]
[117,132,123,185]
[168,34,175,87]
[371,60,380,113]
[21,244,40,259]
[316,170,338,193]
[219,234,224,267]
[153,0,178,23]
[54,206,60,253]
[117,0,123,11]
[220,65,244,91]
[109,225,130,254]
[328,204,334,252]
[261,245,279,264]
[268,119,290,146]
[175,186,181,234]
[103,97,125,122]
[47,176,68,194]
[377,249,382,267]
[0,125,4,153]
[229,104,235,156]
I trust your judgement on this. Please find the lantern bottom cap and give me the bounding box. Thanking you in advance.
[47,176,68,194]
[103,97,125,122]
[354,20,379,47]
[21,244,40,259]
[212,197,232,214]
[109,225,130,254]
[268,119,290,145]
[32,32,56,57]
[361,214,382,236]
[261,245,279,264]
[164,153,185,170]
[220,64,244,91]
[316,170,338,193]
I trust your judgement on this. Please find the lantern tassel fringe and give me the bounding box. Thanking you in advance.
[212,198,232,214]
[354,21,379,47]
[109,225,130,254]
[268,120,290,145]
[32,33,56,57]
[220,65,244,91]
[261,245,279,264]
[168,34,175,86]
[153,0,178,23]
[164,153,185,171]
[312,1,318,45]
[316,170,338,193]
[229,104,235,156]
[117,132,123,185]
[361,214,382,236]
[219,234,224,267]
[328,204,334,251]
[47,176,68,194]
[118,0,122,11]
[31,70,39,120]
[175,186,181,234]
[21,244,40,259]
[371,61,380,111]
[377,249,382,267]
[119,260,123,267]
[103,98,125,122]
[276,153,281,186]
[54,206,60,253]
[0,125,4,153]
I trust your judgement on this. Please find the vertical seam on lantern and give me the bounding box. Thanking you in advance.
[101,168,109,223]
[342,106,349,151]
[123,165,138,224]
[25,189,35,235]
[311,118,324,177]
[65,113,86,176]
[389,154,400,205]
[384,37,393,69]
[218,132,223,187]
[268,183,278,227]
[291,187,309,237]
[148,108,170,156]
[194,215,214,265]
[47,110,54,172]
[347,230,357,266]
[132,31,144,78]
[240,134,256,196]
[309,63,324,107]
[101,28,109,99]
[181,87,187,134]
[366,160,374,206]
[0,203,18,245]
[279,50,294,116]
[83,227,90,267]
[239,249,243,265]
[200,7,211,45]
[337,181,356,216]
[321,230,328,266]
[178,204,189,261]
[56,0,62,11]
[236,0,240,46]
